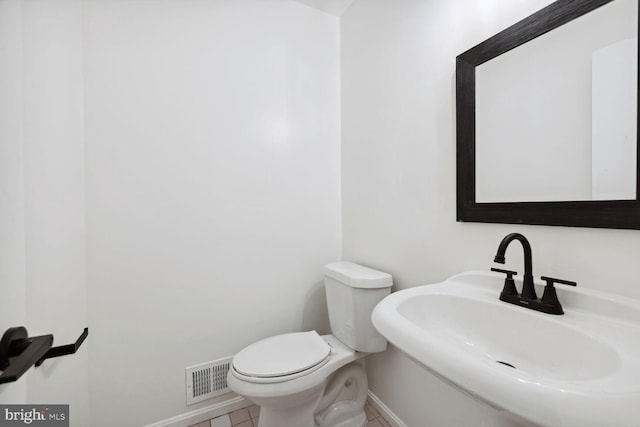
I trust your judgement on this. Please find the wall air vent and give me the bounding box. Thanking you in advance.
[185,356,233,405]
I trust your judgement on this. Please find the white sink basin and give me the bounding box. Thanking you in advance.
[371,271,640,427]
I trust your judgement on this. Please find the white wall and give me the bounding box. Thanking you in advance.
[341,0,640,426]
[0,0,27,404]
[82,1,340,425]
[0,0,88,422]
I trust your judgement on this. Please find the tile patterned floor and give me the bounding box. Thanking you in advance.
[364,401,392,427]
[189,400,392,427]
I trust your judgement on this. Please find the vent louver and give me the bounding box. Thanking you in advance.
[185,357,232,405]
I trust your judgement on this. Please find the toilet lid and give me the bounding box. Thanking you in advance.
[233,331,331,379]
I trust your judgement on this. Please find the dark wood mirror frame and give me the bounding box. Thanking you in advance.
[456,0,640,229]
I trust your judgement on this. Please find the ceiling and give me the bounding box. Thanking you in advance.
[292,0,355,16]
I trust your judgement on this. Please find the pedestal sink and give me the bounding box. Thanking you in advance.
[371,271,640,427]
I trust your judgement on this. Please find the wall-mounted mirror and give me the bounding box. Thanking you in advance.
[457,0,640,229]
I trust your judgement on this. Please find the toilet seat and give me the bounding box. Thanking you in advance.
[232,331,332,384]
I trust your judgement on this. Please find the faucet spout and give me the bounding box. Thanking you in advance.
[494,233,537,300]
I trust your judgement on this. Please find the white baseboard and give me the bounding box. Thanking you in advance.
[367,390,408,427]
[144,395,250,427]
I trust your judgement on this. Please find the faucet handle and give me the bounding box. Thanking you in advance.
[491,267,517,277]
[540,276,577,315]
[491,268,518,297]
[540,276,577,287]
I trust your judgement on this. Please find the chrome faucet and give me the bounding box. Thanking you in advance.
[492,233,576,315]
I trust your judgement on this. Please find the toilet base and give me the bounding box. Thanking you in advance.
[254,381,326,427]
[248,362,368,427]
[258,405,366,427]
[314,362,368,427]
[328,412,366,427]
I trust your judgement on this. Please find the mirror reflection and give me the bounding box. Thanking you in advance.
[475,0,637,203]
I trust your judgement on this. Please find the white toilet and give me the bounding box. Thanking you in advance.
[227,262,393,427]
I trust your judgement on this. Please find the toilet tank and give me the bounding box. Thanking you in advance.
[323,262,393,353]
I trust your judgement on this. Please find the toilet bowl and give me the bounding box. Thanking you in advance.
[227,262,393,427]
